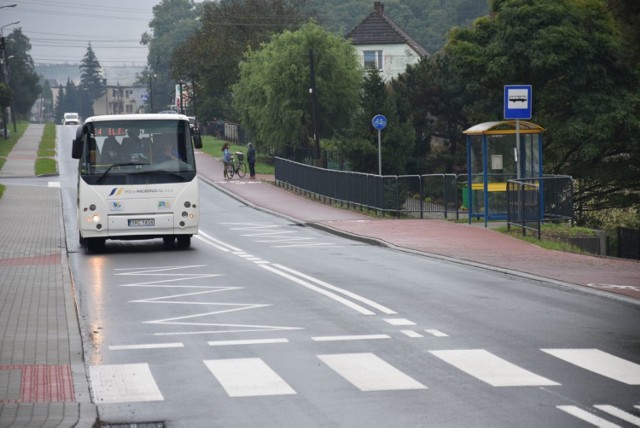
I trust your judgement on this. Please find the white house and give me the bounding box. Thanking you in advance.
[346,2,429,81]
[93,84,148,116]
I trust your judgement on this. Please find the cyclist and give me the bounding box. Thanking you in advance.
[222,143,232,178]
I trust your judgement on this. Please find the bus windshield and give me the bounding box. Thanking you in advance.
[79,119,196,185]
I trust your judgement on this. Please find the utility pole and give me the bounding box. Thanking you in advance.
[309,50,320,163]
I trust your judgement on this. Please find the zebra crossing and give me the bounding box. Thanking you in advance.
[89,347,640,425]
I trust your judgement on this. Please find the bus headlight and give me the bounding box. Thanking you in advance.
[90,214,101,223]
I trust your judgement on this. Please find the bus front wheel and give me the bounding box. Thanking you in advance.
[176,235,191,249]
[86,238,106,253]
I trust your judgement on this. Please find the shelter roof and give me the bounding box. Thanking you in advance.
[463,120,545,135]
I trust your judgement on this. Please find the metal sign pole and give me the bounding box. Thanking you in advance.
[378,129,382,176]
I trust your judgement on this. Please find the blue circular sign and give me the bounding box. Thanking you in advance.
[372,114,387,130]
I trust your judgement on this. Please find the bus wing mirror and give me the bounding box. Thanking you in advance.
[193,134,202,149]
[71,127,84,159]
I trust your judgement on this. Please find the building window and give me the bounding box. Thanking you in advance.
[126,104,133,113]
[363,50,383,69]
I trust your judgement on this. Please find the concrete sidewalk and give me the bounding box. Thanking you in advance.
[0,125,96,427]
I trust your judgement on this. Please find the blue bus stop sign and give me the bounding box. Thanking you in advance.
[372,114,387,130]
[504,85,532,120]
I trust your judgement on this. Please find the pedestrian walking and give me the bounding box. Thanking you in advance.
[247,143,256,179]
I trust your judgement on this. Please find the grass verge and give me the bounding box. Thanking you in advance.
[200,136,274,175]
[35,123,57,175]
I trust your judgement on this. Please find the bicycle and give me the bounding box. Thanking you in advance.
[224,152,247,179]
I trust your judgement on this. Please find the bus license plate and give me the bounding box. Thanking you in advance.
[128,219,155,227]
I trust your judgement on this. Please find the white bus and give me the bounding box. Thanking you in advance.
[72,114,202,252]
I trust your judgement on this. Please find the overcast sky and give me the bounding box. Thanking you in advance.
[1,0,160,66]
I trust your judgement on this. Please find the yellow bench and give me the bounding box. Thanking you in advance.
[470,182,507,192]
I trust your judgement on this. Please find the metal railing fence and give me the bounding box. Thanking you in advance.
[274,157,459,218]
[507,175,574,238]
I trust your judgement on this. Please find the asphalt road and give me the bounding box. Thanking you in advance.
[56,126,640,428]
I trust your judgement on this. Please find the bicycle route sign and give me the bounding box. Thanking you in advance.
[372,114,387,130]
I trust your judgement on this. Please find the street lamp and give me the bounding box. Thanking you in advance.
[1,21,19,36]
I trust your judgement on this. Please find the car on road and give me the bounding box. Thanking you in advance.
[63,112,80,125]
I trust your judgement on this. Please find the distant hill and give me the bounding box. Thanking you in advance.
[35,64,145,87]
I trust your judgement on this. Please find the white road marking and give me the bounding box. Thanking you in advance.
[261,264,375,315]
[204,358,296,397]
[401,330,423,338]
[90,363,163,403]
[312,334,390,342]
[271,264,396,315]
[272,243,342,248]
[542,348,640,385]
[208,338,289,347]
[48,181,61,188]
[318,353,427,392]
[594,405,640,426]
[254,237,314,243]
[430,349,560,387]
[154,323,302,336]
[384,318,415,326]
[198,231,242,252]
[109,343,184,351]
[242,230,297,237]
[557,406,620,427]
[425,329,449,337]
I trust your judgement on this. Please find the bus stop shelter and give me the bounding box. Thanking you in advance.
[463,120,544,226]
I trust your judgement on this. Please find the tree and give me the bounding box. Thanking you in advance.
[139,0,202,111]
[54,79,80,123]
[78,43,105,118]
[4,29,41,119]
[427,0,640,218]
[232,22,362,155]
[173,0,312,122]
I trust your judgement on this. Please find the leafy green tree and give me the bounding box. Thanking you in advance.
[232,22,362,155]
[78,43,105,118]
[174,0,311,122]
[335,67,414,175]
[441,0,640,218]
[139,0,202,111]
[54,79,80,123]
[4,29,41,119]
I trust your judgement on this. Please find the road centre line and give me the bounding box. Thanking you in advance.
[109,343,184,351]
[272,243,341,248]
[242,231,297,237]
[401,330,423,338]
[425,329,449,337]
[195,231,395,316]
[312,334,390,342]
[198,230,242,252]
[208,338,289,346]
[384,318,416,326]
[261,264,375,315]
[272,264,397,315]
